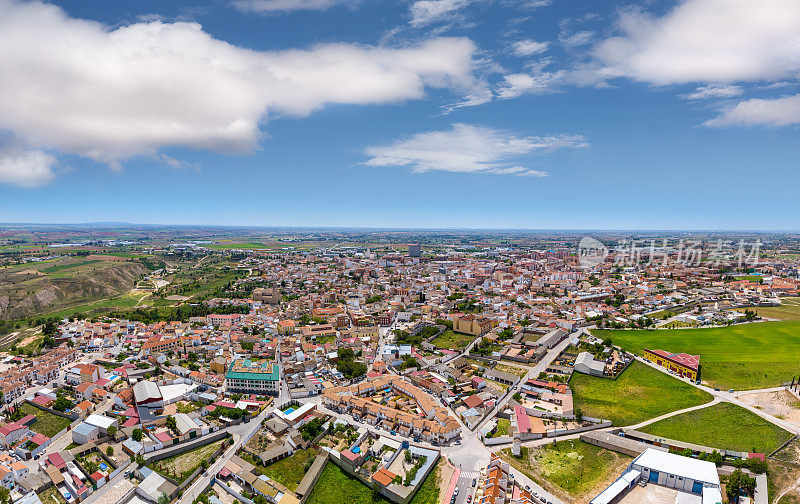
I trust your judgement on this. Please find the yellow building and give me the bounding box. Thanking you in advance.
[643,348,700,381]
[453,315,497,337]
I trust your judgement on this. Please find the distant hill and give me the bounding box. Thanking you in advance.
[0,258,148,319]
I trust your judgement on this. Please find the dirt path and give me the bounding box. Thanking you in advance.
[134,291,151,307]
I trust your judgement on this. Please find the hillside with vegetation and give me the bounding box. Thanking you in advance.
[0,257,148,320]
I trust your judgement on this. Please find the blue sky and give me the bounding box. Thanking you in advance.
[1,0,799,229]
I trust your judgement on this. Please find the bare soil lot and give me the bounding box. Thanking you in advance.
[738,390,800,426]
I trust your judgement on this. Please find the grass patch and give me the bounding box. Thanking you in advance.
[431,330,476,350]
[19,403,71,437]
[38,485,66,504]
[153,439,225,484]
[594,322,800,389]
[42,259,103,275]
[488,418,510,438]
[409,460,441,504]
[500,440,630,500]
[260,447,320,492]
[306,462,390,504]
[640,402,793,454]
[569,361,712,426]
[736,299,800,322]
[43,290,149,318]
[494,363,529,377]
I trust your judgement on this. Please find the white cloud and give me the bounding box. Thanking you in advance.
[231,0,346,14]
[593,0,800,85]
[705,94,800,127]
[409,0,471,27]
[682,84,742,101]
[559,30,594,49]
[496,69,565,99]
[510,39,549,56]
[0,148,56,187]
[364,123,586,176]
[0,0,482,180]
[520,0,552,7]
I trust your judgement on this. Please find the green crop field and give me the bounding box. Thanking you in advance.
[640,402,793,454]
[432,329,476,350]
[593,321,800,390]
[570,361,712,426]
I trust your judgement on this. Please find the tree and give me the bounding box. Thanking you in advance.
[53,396,72,412]
[726,468,756,502]
[107,446,114,456]
[0,486,9,504]
[512,392,522,403]
[132,428,143,442]
[107,426,117,438]
[165,415,177,431]
[43,320,57,336]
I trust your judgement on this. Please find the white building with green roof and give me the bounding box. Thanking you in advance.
[225,359,280,395]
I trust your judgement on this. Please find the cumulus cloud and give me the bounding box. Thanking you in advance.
[0,148,57,187]
[705,94,800,127]
[231,0,347,15]
[510,39,549,56]
[0,0,483,185]
[593,0,800,85]
[364,123,586,176]
[681,84,743,101]
[409,0,471,27]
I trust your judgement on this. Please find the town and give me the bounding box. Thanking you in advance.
[1,229,800,504]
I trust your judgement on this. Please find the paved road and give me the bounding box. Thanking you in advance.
[474,336,574,434]
[180,345,289,504]
[180,407,273,504]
